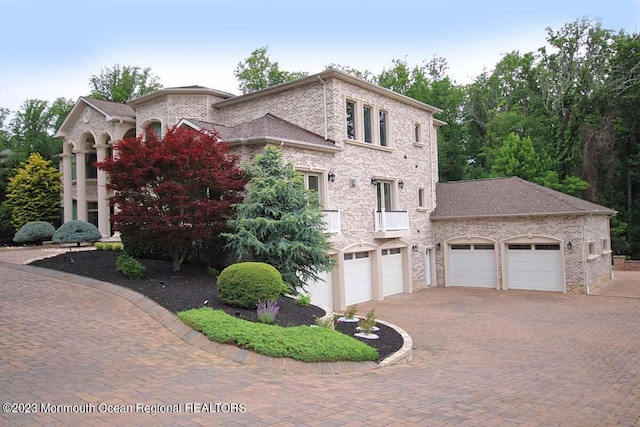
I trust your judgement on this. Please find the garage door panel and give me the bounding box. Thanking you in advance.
[304,272,332,308]
[345,252,372,306]
[382,250,403,296]
[449,244,497,288]
[507,244,563,291]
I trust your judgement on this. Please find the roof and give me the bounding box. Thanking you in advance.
[128,86,236,107]
[431,177,615,219]
[213,69,442,114]
[179,114,339,153]
[55,96,136,137]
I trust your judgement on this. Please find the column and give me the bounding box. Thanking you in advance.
[61,152,73,223]
[95,142,110,237]
[75,150,87,221]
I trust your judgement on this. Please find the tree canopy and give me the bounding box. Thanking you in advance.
[97,126,245,271]
[223,145,335,292]
[234,47,308,94]
[89,64,162,103]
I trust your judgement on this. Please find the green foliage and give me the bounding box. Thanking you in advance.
[206,266,220,277]
[116,254,145,279]
[490,133,541,181]
[13,221,55,244]
[89,64,162,103]
[223,146,336,292]
[256,300,279,324]
[234,47,308,94]
[217,262,286,309]
[3,152,61,230]
[94,242,123,251]
[344,305,358,320]
[178,308,378,362]
[358,308,377,335]
[534,171,589,197]
[52,220,102,246]
[121,228,168,260]
[295,294,311,307]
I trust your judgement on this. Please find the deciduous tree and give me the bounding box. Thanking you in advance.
[89,64,162,103]
[97,126,245,271]
[235,47,308,94]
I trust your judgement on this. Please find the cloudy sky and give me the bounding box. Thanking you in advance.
[1,0,638,112]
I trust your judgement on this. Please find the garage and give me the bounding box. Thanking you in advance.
[506,243,563,291]
[448,243,497,288]
[304,271,333,308]
[382,248,404,296]
[344,251,372,305]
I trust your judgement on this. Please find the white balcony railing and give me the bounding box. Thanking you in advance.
[374,210,409,232]
[322,209,340,234]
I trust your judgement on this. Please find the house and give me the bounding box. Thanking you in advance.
[55,70,614,310]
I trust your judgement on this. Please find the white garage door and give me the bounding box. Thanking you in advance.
[382,248,403,296]
[507,244,563,291]
[344,251,372,306]
[304,271,333,308]
[449,243,497,288]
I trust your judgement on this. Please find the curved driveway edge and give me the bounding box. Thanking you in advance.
[0,260,410,373]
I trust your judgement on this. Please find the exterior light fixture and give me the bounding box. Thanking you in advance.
[371,177,378,186]
[567,241,573,251]
[436,242,442,251]
[398,180,405,189]
[328,171,336,182]
[412,244,418,252]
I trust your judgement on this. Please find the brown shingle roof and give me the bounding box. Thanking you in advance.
[431,177,614,219]
[80,97,135,119]
[184,114,338,151]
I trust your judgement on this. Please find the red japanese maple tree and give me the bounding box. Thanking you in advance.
[97,125,245,271]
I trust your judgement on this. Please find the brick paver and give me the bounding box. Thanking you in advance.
[1,249,639,425]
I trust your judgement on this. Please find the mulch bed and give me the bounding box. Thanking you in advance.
[30,250,405,362]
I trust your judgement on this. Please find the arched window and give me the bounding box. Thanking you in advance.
[145,121,162,138]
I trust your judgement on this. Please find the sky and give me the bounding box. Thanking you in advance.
[1,0,639,113]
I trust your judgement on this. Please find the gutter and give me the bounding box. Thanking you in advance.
[317,75,328,140]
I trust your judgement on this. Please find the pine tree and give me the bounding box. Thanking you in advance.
[223,145,335,293]
[3,153,62,230]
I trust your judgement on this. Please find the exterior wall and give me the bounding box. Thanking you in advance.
[581,215,613,291]
[134,94,224,134]
[432,215,590,293]
[614,256,640,271]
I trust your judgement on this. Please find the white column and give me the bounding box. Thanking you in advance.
[95,142,110,237]
[61,153,74,223]
[75,150,87,221]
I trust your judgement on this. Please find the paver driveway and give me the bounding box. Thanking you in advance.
[1,251,639,426]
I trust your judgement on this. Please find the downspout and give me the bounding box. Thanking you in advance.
[317,75,328,140]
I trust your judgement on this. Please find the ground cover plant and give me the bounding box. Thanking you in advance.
[178,308,378,362]
[30,250,404,362]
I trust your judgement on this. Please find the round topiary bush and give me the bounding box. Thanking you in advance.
[52,220,102,246]
[13,221,56,244]
[217,262,286,309]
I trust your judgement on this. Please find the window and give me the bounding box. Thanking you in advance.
[376,181,393,211]
[602,239,610,252]
[588,241,596,256]
[146,121,162,138]
[71,156,77,180]
[300,171,324,206]
[379,110,388,146]
[414,123,421,143]
[86,152,98,179]
[508,244,532,250]
[451,244,471,250]
[418,188,425,208]
[346,100,356,140]
[363,105,373,143]
[88,202,99,227]
[474,244,495,250]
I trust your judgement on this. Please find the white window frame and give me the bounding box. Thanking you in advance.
[344,97,391,149]
[296,168,327,207]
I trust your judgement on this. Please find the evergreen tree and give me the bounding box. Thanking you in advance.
[223,145,335,293]
[3,153,61,230]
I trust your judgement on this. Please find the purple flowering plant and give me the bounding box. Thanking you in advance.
[256,300,280,324]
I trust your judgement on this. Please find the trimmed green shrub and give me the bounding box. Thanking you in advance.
[52,220,102,246]
[13,221,55,244]
[217,262,286,309]
[95,242,123,251]
[116,254,145,279]
[295,294,311,307]
[178,308,378,362]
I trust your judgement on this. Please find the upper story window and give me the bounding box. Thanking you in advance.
[418,188,425,208]
[300,170,325,207]
[86,152,98,179]
[145,121,162,138]
[345,99,390,148]
[346,101,356,140]
[414,123,421,143]
[376,180,394,211]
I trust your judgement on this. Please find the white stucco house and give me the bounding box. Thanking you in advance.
[55,70,614,310]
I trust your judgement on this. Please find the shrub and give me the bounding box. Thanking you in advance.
[206,266,220,277]
[95,242,123,251]
[178,308,378,362]
[116,254,145,279]
[52,220,102,246]
[13,221,55,244]
[295,294,311,307]
[256,300,279,324]
[121,229,168,260]
[217,262,286,309]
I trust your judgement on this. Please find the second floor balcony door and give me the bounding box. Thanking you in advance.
[376,181,393,211]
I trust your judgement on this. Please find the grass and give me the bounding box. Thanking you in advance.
[178,308,378,363]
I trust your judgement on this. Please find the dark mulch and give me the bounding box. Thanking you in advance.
[30,250,405,362]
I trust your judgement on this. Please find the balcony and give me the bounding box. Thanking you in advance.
[322,209,340,234]
[373,209,410,239]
